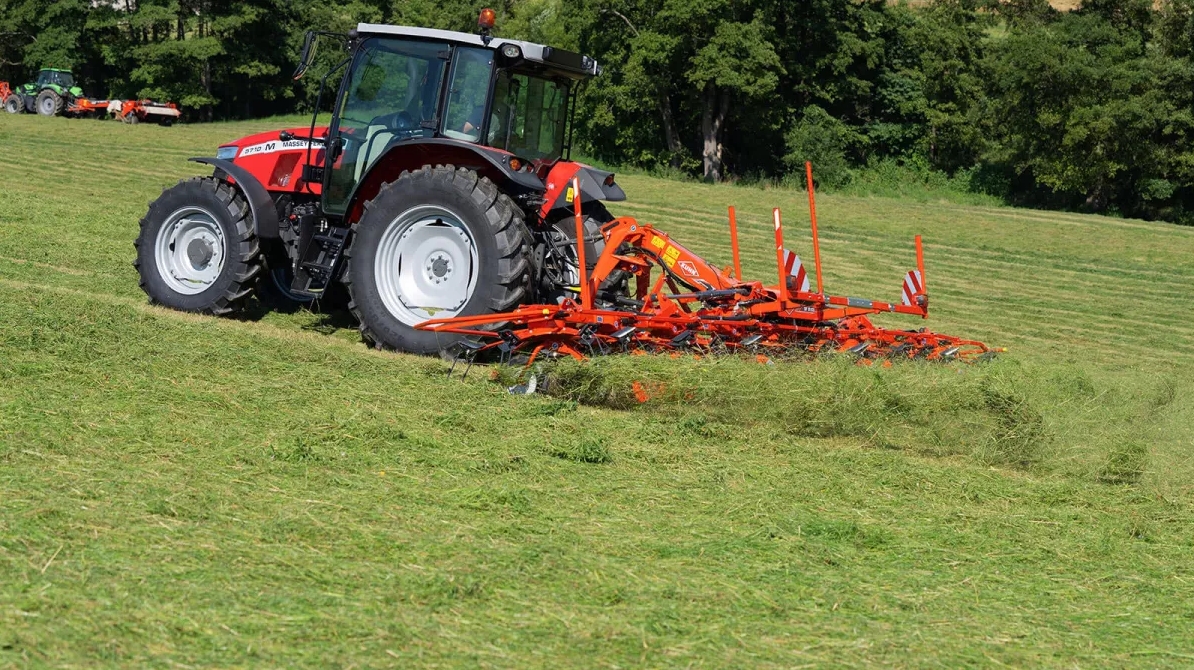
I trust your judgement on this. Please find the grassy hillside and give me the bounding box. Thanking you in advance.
[1,114,1192,668]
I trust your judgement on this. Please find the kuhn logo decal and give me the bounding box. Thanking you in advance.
[238,139,314,157]
[677,260,699,277]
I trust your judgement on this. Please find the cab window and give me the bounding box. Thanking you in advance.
[486,72,569,161]
[441,48,494,142]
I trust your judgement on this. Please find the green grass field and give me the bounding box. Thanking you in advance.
[2,114,1193,668]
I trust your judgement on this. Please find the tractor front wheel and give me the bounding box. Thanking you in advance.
[134,177,262,315]
[4,96,21,114]
[343,165,532,354]
[35,90,62,116]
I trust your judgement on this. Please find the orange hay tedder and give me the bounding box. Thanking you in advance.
[419,163,997,368]
[66,98,181,125]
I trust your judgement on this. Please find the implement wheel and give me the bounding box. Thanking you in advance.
[35,89,62,116]
[134,177,262,315]
[343,165,532,354]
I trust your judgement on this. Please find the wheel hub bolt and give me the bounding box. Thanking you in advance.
[187,238,214,269]
[431,256,450,278]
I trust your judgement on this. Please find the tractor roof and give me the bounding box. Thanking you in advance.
[355,24,600,78]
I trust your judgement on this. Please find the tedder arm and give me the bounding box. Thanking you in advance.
[418,163,994,366]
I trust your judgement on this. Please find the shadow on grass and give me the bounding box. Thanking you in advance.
[230,281,356,334]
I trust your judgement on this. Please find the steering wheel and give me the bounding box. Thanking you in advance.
[368,111,415,131]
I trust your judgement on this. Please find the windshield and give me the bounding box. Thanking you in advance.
[485,71,569,161]
[325,37,448,214]
[39,71,73,87]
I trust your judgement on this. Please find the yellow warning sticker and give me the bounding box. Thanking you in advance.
[650,236,666,250]
[662,245,681,268]
[565,186,575,203]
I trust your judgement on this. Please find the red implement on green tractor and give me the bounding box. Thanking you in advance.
[0,82,16,114]
[135,10,992,367]
[2,69,180,124]
[62,98,180,124]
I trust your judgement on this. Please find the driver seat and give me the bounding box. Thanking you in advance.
[353,110,421,184]
[354,124,397,185]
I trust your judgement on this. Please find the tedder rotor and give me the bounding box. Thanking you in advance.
[419,162,995,368]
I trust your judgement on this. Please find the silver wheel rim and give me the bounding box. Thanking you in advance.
[39,96,53,114]
[154,207,227,295]
[374,205,479,327]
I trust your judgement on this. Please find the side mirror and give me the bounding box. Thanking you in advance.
[293,31,318,81]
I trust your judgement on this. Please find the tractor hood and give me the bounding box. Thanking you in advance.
[217,126,330,163]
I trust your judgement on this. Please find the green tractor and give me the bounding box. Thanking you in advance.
[4,68,84,116]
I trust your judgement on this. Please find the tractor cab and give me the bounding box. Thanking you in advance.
[315,22,607,219]
[36,69,76,91]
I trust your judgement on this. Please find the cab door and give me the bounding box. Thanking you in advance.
[322,37,449,217]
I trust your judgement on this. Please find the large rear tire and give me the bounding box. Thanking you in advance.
[134,177,262,315]
[538,201,614,303]
[35,89,62,117]
[343,165,533,354]
[4,96,21,114]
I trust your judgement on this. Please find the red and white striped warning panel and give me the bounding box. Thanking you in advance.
[901,270,923,307]
[782,249,810,293]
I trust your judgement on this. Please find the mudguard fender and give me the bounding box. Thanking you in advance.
[539,163,627,221]
[189,157,280,239]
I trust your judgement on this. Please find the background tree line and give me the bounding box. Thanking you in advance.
[4,0,1194,224]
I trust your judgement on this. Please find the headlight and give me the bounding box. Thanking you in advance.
[216,145,239,160]
[501,44,522,59]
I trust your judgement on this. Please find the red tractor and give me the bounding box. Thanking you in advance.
[137,13,622,354]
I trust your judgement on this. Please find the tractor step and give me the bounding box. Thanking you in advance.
[292,226,349,296]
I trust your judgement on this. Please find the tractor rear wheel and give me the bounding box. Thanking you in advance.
[539,201,616,304]
[343,165,533,354]
[4,96,21,114]
[134,177,262,315]
[35,89,62,116]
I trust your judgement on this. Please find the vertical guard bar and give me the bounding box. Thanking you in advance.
[915,235,926,294]
[805,162,825,295]
[915,234,927,317]
[773,208,788,302]
[572,177,592,310]
[728,206,743,279]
